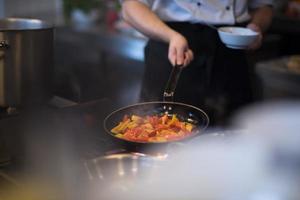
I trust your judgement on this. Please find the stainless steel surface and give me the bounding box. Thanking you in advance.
[0,18,51,31]
[84,152,164,182]
[84,152,166,200]
[0,18,53,108]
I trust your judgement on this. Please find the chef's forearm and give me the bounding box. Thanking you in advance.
[122,0,179,43]
[249,6,273,33]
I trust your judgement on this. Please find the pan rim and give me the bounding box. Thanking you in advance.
[103,101,210,144]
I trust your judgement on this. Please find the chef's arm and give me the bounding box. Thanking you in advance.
[249,5,273,33]
[122,0,177,43]
[121,0,193,66]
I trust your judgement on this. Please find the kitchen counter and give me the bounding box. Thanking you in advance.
[256,56,300,99]
[56,24,147,62]
[0,98,123,162]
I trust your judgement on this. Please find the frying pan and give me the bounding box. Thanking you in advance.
[103,65,209,152]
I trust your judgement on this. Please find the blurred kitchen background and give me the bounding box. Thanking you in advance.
[1,0,146,108]
[1,0,300,106]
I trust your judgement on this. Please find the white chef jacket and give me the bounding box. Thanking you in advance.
[121,0,274,25]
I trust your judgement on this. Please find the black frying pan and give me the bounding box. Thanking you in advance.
[103,65,209,151]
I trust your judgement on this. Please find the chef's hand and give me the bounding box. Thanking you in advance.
[247,23,263,50]
[168,32,194,67]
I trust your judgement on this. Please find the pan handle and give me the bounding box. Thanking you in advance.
[163,64,183,102]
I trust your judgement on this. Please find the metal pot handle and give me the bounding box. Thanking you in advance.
[0,41,10,50]
[163,64,183,102]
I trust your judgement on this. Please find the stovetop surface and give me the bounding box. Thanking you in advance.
[0,97,126,166]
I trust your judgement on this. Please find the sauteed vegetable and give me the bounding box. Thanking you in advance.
[111,114,194,142]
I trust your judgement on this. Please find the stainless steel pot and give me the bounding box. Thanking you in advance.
[84,152,163,182]
[84,152,165,200]
[0,18,53,109]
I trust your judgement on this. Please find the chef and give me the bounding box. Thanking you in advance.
[119,0,274,125]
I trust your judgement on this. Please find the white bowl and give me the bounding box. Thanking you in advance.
[217,27,259,49]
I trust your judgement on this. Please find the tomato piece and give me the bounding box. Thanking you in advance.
[148,131,156,137]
